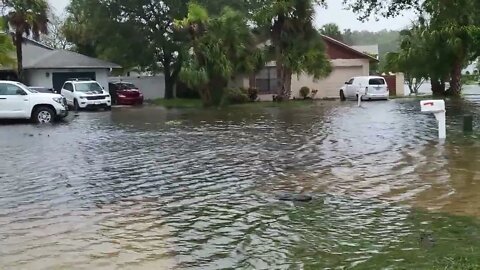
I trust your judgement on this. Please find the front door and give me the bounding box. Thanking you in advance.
[0,83,30,118]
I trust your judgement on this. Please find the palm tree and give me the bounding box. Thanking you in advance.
[4,0,49,82]
[256,0,331,100]
[176,3,264,106]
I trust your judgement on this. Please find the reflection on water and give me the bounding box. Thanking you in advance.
[2,91,480,269]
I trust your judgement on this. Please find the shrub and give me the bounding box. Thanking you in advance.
[221,87,249,106]
[300,86,310,99]
[247,87,259,101]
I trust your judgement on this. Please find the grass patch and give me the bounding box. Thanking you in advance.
[355,210,480,269]
[230,99,321,109]
[389,94,434,100]
[149,98,203,109]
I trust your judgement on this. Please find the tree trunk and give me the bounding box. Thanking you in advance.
[431,78,445,96]
[449,59,462,96]
[14,32,23,82]
[273,16,287,101]
[282,69,292,98]
[164,75,175,100]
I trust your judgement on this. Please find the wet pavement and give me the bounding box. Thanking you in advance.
[2,87,480,269]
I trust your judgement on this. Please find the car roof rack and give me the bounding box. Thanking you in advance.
[68,78,93,81]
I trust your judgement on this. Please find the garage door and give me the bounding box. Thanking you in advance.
[52,72,96,93]
[321,66,364,98]
[290,66,364,98]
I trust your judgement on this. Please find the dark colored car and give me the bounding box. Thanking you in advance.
[29,86,56,94]
[108,82,144,105]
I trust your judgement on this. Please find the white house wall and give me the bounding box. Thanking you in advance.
[25,69,110,90]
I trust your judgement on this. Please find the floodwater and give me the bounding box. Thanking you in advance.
[2,87,480,269]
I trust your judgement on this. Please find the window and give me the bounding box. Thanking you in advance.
[255,67,277,94]
[369,78,386,85]
[63,83,73,91]
[346,78,354,85]
[0,83,25,95]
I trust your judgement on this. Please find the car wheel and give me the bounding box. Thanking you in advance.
[339,90,346,101]
[33,106,55,124]
[73,99,80,111]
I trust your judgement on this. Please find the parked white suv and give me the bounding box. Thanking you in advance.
[0,80,68,123]
[340,76,389,101]
[61,79,112,110]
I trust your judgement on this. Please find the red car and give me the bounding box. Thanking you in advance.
[108,82,144,105]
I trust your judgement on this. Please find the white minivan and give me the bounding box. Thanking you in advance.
[339,76,389,101]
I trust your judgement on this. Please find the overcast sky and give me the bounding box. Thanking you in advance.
[48,0,416,32]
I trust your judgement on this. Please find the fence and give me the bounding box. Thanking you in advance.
[108,75,165,100]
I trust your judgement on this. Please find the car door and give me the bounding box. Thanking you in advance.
[345,78,355,98]
[0,83,30,118]
[62,83,74,105]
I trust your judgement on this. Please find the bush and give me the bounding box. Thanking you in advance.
[221,87,249,106]
[176,81,200,99]
[300,86,310,99]
[247,87,258,101]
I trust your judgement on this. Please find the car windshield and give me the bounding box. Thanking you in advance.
[119,83,137,89]
[369,78,386,85]
[75,82,103,92]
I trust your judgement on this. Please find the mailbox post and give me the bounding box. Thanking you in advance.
[357,88,366,107]
[420,100,446,139]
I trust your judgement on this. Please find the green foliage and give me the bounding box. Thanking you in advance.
[221,87,250,106]
[319,23,343,41]
[0,20,15,68]
[346,0,480,95]
[343,0,419,21]
[177,3,264,107]
[255,0,331,99]
[3,0,49,81]
[299,86,310,99]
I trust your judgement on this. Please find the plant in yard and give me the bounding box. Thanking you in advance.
[221,87,249,106]
[3,0,49,82]
[299,86,310,99]
[176,2,264,107]
[247,87,259,102]
[255,0,332,101]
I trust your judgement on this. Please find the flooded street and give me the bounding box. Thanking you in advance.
[2,88,480,269]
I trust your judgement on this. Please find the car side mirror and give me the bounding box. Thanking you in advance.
[16,89,27,95]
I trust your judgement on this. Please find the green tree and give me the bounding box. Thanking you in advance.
[176,3,264,106]
[0,20,15,68]
[255,0,332,100]
[320,23,343,41]
[64,0,190,99]
[3,0,49,82]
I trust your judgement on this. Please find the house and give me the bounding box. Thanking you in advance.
[0,38,120,92]
[241,35,379,100]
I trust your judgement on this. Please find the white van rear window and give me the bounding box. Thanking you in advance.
[369,78,386,85]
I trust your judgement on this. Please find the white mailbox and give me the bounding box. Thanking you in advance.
[421,100,445,113]
[420,99,446,139]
